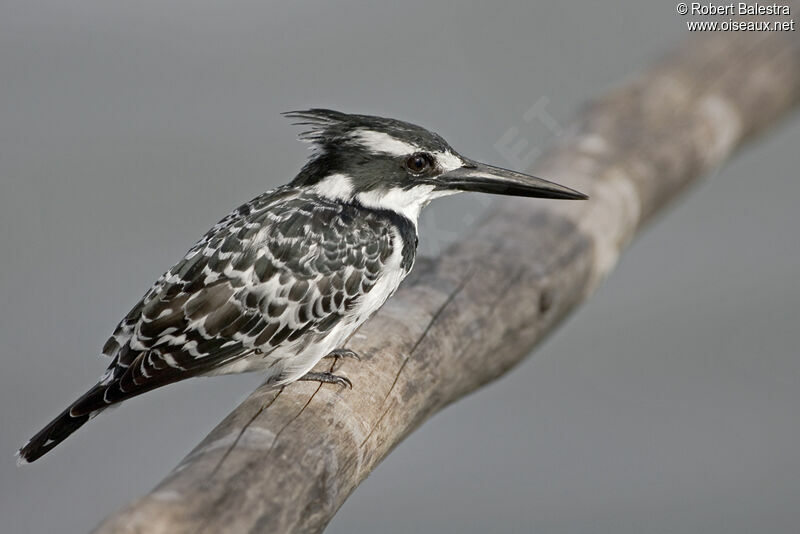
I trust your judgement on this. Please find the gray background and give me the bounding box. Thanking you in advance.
[1,1,798,533]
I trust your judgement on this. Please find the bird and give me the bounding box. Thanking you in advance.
[17,109,586,464]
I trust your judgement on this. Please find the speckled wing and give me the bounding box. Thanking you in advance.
[70,188,397,416]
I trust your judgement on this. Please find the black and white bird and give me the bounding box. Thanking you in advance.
[18,109,586,464]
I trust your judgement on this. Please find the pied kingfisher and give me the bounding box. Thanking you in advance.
[18,109,586,464]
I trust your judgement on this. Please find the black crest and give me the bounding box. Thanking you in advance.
[283,109,451,153]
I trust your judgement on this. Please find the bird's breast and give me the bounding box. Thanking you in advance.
[353,226,411,323]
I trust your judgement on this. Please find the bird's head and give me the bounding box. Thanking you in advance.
[286,109,586,223]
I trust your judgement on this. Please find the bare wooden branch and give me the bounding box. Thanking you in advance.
[94,27,800,534]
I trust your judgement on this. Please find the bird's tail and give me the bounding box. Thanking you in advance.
[16,385,107,465]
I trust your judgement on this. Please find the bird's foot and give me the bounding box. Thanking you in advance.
[299,371,352,389]
[323,348,361,361]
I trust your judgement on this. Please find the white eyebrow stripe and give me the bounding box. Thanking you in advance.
[354,130,420,156]
[433,150,464,172]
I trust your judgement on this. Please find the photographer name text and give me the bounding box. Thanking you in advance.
[687,3,790,15]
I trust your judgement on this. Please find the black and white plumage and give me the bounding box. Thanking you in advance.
[18,109,586,464]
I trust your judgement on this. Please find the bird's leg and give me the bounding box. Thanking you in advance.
[298,372,352,389]
[323,348,361,361]
[298,348,359,388]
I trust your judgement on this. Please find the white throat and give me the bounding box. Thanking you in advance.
[356,185,458,225]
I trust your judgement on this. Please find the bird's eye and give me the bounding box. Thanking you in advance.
[405,153,431,174]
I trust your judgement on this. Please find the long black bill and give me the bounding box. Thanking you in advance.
[438,160,588,200]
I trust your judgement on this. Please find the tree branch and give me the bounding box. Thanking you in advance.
[94,26,800,534]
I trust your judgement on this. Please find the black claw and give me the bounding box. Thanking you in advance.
[299,371,352,389]
[324,348,361,361]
